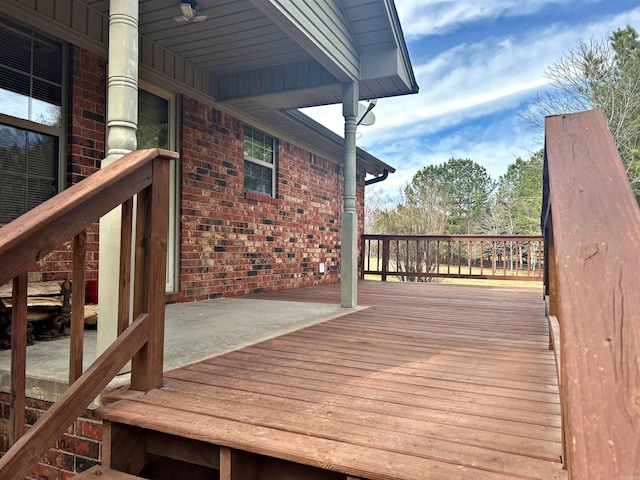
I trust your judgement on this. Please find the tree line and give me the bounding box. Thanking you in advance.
[367,25,640,236]
[366,152,542,236]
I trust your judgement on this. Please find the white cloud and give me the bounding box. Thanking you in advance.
[395,0,586,38]
[303,22,576,139]
[371,7,640,135]
[365,108,539,194]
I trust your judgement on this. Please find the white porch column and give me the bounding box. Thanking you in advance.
[341,82,358,307]
[97,0,139,356]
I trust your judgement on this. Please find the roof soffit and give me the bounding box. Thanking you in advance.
[248,0,360,83]
[4,0,416,173]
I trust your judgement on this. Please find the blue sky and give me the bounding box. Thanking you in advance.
[303,0,640,197]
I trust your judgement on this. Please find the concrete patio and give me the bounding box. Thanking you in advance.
[0,293,362,405]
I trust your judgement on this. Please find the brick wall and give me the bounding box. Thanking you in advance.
[0,394,103,479]
[67,47,106,184]
[167,97,365,303]
[0,43,367,480]
[28,46,366,302]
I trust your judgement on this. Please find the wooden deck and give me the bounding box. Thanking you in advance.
[96,281,566,480]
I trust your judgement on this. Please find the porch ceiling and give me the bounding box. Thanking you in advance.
[79,0,415,174]
[3,0,415,174]
[84,0,417,109]
[87,0,311,77]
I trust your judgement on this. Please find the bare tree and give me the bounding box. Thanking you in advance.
[364,185,398,233]
[369,183,448,236]
[367,183,448,281]
[521,27,640,198]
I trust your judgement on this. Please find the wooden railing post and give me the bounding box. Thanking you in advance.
[69,231,87,383]
[381,237,389,282]
[118,198,134,336]
[360,236,366,280]
[10,272,28,446]
[131,157,170,392]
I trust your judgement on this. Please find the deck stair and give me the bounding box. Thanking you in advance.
[0,149,178,480]
[93,389,357,480]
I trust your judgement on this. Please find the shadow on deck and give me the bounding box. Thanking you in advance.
[97,281,565,480]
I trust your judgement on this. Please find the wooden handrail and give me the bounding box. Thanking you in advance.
[0,149,169,286]
[361,234,544,282]
[0,314,149,479]
[543,109,640,478]
[0,148,178,480]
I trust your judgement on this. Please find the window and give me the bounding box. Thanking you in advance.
[0,20,64,224]
[244,128,276,197]
[138,89,169,150]
[0,127,59,224]
[137,86,179,293]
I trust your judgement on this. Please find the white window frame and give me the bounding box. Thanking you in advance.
[244,127,276,197]
[138,82,180,293]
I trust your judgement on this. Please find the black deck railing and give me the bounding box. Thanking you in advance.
[361,234,544,282]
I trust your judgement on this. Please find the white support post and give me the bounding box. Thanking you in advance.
[97,0,139,356]
[341,82,358,308]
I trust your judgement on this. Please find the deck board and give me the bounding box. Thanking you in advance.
[96,281,566,479]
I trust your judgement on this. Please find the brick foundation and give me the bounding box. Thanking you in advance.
[0,394,103,480]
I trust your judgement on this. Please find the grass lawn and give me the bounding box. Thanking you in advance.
[364,263,543,288]
[439,277,542,288]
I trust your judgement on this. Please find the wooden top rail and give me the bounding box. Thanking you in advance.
[0,148,177,480]
[0,148,176,287]
[543,109,640,478]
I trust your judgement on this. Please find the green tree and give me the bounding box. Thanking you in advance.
[610,26,640,183]
[408,158,494,234]
[494,150,543,235]
[474,151,543,273]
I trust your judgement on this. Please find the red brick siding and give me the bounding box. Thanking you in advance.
[25,46,366,300]
[0,394,103,479]
[66,47,106,184]
[167,97,365,303]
